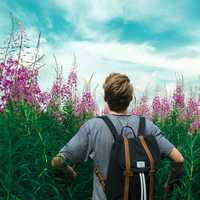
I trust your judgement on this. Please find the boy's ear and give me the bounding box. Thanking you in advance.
[130,96,133,101]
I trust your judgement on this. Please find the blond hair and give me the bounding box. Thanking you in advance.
[103,73,133,112]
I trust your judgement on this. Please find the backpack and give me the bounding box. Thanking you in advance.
[95,115,161,200]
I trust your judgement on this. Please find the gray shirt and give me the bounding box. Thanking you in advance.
[59,114,174,200]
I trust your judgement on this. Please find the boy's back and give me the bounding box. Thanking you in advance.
[59,114,174,200]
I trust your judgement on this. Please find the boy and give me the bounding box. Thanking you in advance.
[51,73,184,199]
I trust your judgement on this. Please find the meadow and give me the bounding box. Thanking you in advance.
[0,22,200,200]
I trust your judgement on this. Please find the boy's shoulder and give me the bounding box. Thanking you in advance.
[81,116,105,128]
[83,115,157,131]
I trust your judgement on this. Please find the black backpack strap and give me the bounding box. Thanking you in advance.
[97,116,118,141]
[121,125,136,138]
[138,116,145,136]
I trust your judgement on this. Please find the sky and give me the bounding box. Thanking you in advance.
[0,0,200,106]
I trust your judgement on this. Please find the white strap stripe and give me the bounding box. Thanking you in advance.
[142,173,147,200]
[139,173,144,200]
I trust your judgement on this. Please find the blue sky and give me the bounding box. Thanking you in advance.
[0,0,200,106]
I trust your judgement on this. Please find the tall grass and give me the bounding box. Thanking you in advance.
[0,100,94,200]
[154,110,200,200]
[0,98,200,199]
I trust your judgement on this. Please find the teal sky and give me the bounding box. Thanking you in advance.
[0,0,200,105]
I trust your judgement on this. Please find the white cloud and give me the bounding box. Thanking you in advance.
[37,39,200,107]
[51,40,200,75]
[53,0,190,36]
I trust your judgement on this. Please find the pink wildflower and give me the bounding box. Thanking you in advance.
[187,98,198,116]
[160,97,170,119]
[81,88,96,113]
[172,85,185,108]
[190,118,200,133]
[67,69,77,86]
[152,96,161,114]
[74,97,84,116]
[132,96,150,117]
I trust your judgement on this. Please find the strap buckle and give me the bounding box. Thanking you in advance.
[94,167,106,190]
[149,169,155,176]
[124,170,133,177]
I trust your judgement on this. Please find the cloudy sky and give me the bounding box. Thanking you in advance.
[0,0,200,106]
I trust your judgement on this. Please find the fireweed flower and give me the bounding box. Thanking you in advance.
[132,96,150,117]
[67,69,77,86]
[49,79,63,108]
[172,85,185,108]
[51,80,62,97]
[178,98,199,121]
[0,90,6,112]
[66,68,78,102]
[0,59,44,109]
[152,96,161,116]
[37,92,51,107]
[160,97,170,119]
[73,82,96,116]
[187,97,198,117]
[81,88,96,113]
[61,83,72,101]
[74,96,84,116]
[190,117,200,134]
[179,109,189,121]
[48,67,79,111]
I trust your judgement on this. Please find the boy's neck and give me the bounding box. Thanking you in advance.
[109,110,129,116]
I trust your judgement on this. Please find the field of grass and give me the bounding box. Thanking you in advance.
[0,100,94,200]
[0,99,200,200]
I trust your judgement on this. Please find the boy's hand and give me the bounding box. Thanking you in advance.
[51,154,65,168]
[63,165,77,178]
[51,153,77,178]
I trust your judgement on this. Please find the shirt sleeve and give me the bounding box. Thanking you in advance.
[59,120,93,163]
[147,119,175,157]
